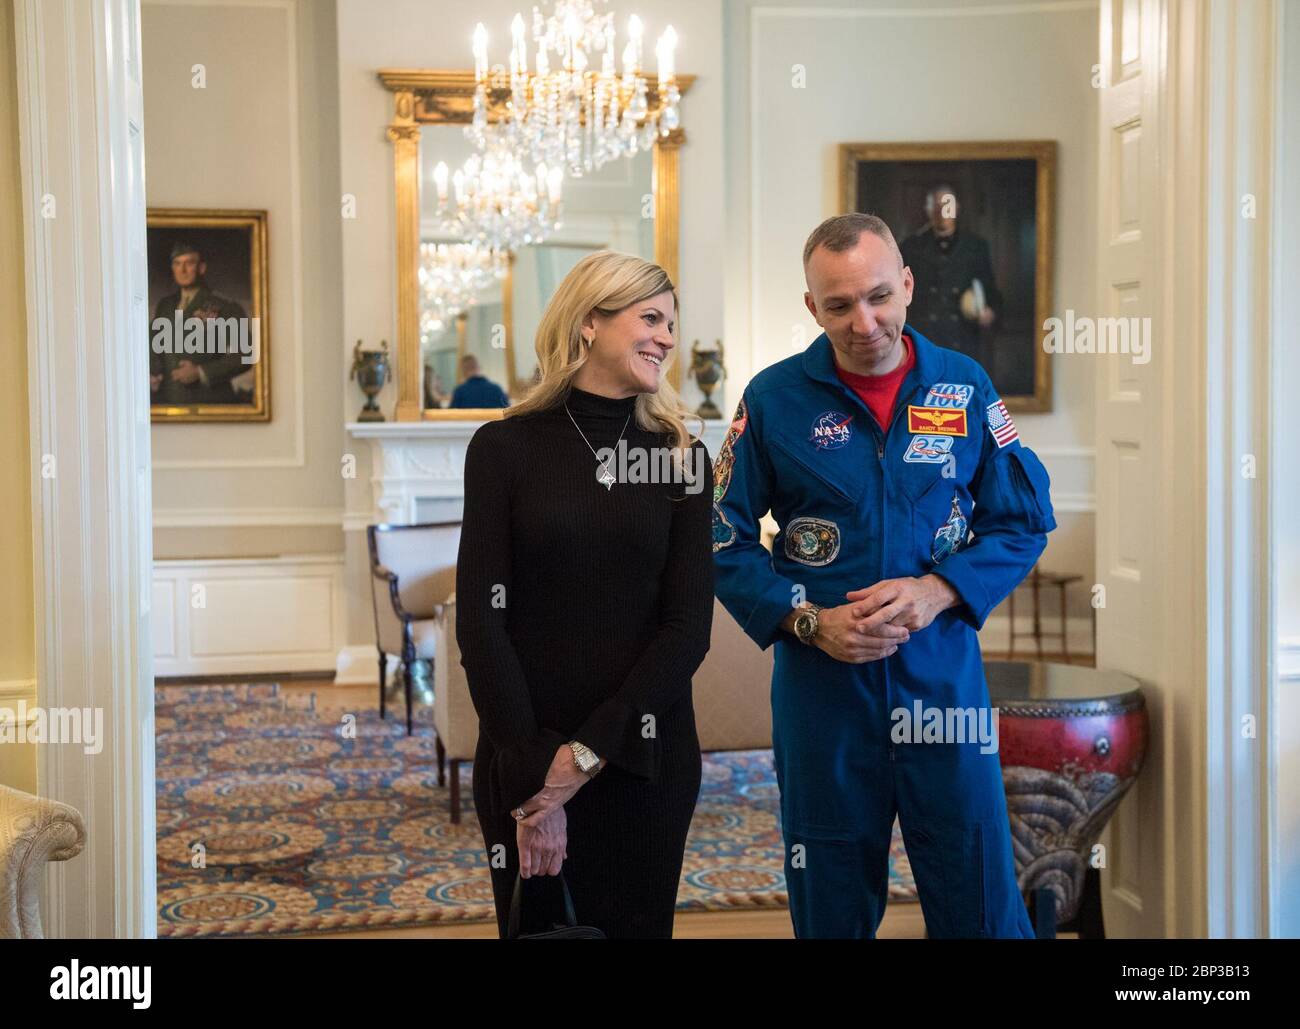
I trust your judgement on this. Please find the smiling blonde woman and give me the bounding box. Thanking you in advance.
[455,250,714,939]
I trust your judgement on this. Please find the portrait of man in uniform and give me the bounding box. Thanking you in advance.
[841,142,1055,412]
[147,209,270,422]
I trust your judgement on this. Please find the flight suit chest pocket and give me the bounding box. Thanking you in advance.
[896,434,974,505]
[768,434,867,507]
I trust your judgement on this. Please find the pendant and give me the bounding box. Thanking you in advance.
[598,468,616,490]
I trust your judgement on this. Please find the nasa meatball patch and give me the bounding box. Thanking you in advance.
[809,411,854,451]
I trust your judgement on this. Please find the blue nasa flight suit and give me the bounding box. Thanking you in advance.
[712,327,1055,939]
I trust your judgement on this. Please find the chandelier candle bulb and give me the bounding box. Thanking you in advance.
[628,14,642,69]
[657,26,676,85]
[466,2,684,180]
[511,14,526,76]
[473,23,488,82]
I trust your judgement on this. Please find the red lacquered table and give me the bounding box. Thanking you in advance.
[985,660,1149,939]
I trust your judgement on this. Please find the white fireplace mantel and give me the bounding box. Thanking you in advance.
[346,416,728,528]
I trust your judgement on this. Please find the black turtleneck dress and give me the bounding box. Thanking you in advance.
[455,386,714,939]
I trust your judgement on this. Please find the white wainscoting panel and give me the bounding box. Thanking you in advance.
[153,555,345,677]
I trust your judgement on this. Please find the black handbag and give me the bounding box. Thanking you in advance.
[506,873,606,939]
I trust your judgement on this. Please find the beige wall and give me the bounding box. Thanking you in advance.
[724,0,1099,643]
[0,0,37,793]
[143,0,344,560]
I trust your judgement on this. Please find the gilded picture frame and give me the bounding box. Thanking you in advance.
[839,141,1056,413]
[147,208,271,423]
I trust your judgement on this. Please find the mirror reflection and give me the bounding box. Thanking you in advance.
[417,123,655,410]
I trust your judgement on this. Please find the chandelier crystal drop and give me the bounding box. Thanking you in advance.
[417,242,507,340]
[430,147,564,254]
[467,1,680,179]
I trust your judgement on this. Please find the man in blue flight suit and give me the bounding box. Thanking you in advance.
[712,213,1055,938]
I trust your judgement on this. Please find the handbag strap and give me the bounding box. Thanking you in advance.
[506,872,578,939]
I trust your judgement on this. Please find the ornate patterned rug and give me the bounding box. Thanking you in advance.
[156,682,916,937]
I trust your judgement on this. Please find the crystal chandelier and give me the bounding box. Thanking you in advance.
[468,1,680,179]
[417,242,507,340]
[430,144,564,253]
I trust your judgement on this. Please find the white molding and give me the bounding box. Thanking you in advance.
[1049,492,1096,514]
[1035,445,1098,458]
[334,644,395,686]
[980,614,1097,655]
[346,419,495,440]
[147,0,307,470]
[152,506,344,528]
[751,1,1097,17]
[16,0,156,938]
[342,512,377,533]
[144,0,291,7]
[1280,638,1300,682]
[154,553,343,569]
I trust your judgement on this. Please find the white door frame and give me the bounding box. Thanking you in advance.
[1200,0,1277,942]
[1096,0,1278,938]
[14,0,156,938]
[1268,0,1299,940]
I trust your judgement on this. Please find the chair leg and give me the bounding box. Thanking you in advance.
[449,759,461,824]
[435,734,446,787]
[403,660,414,736]
[1008,586,1017,657]
[1059,583,1071,663]
[1031,572,1043,659]
[378,650,387,720]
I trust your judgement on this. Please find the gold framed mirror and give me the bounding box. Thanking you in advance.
[379,69,693,421]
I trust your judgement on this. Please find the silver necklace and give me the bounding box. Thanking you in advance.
[565,402,631,491]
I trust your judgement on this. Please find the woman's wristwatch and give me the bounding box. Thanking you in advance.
[568,741,602,777]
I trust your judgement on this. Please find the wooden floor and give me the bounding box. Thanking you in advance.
[159,676,1075,940]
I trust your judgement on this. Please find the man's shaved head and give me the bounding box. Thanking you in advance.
[802,212,914,376]
[802,213,904,271]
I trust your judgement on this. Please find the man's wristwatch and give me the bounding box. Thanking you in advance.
[793,603,823,645]
[568,741,602,777]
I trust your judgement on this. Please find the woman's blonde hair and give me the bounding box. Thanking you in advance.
[506,250,701,465]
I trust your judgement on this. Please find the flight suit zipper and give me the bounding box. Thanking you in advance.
[877,381,926,769]
[831,371,928,771]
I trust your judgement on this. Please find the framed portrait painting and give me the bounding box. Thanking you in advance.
[147,209,270,422]
[840,141,1056,412]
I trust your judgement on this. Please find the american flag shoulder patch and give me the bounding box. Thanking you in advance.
[986,398,1019,448]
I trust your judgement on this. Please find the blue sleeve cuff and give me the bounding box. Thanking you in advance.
[742,578,799,651]
[930,553,994,631]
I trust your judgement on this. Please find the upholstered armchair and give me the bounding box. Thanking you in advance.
[366,521,461,734]
[0,784,86,939]
[431,597,477,822]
